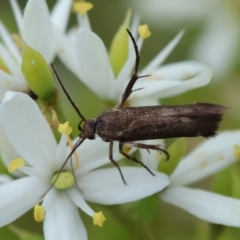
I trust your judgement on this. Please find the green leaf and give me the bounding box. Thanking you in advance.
[158,138,186,175]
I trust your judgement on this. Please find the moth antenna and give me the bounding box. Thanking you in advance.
[127,29,140,76]
[117,29,141,108]
[51,64,86,121]
[40,137,86,199]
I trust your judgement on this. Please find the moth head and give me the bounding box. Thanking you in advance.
[81,119,96,140]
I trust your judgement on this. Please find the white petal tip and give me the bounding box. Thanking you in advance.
[3,91,17,102]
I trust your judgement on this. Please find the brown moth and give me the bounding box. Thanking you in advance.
[51,29,226,184]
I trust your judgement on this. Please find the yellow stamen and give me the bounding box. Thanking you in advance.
[34,204,45,222]
[8,158,25,173]
[58,121,72,136]
[59,121,79,170]
[52,172,75,189]
[234,145,240,160]
[93,211,106,227]
[138,24,151,39]
[73,1,93,15]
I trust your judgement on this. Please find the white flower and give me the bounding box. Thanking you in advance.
[0,0,72,99]
[159,131,240,226]
[54,10,212,107]
[0,91,170,239]
[132,0,239,77]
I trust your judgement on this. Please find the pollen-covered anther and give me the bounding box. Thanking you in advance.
[8,158,26,173]
[93,211,106,227]
[52,172,75,189]
[58,121,72,136]
[138,24,151,39]
[73,1,94,15]
[34,204,45,222]
[233,145,240,160]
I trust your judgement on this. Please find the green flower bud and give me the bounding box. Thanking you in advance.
[109,9,131,77]
[158,138,186,175]
[21,39,53,99]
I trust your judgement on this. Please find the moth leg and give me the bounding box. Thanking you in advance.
[119,142,155,176]
[117,30,149,108]
[126,142,170,160]
[109,141,127,185]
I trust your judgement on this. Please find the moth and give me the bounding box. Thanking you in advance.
[51,29,226,184]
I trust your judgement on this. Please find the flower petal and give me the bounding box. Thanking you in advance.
[114,37,144,98]
[129,96,160,107]
[44,193,87,240]
[20,166,51,182]
[77,14,92,30]
[76,29,115,98]
[134,0,207,28]
[0,123,25,177]
[114,47,135,99]
[0,174,12,184]
[9,0,23,31]
[0,176,46,227]
[53,26,81,79]
[51,0,72,32]
[140,30,184,75]
[67,188,94,217]
[0,21,21,63]
[132,68,212,99]
[191,7,239,77]
[76,152,121,176]
[0,71,26,107]
[170,131,240,186]
[161,186,240,227]
[0,42,22,76]
[22,0,52,62]
[152,61,208,79]
[56,134,68,168]
[73,137,119,167]
[79,167,169,204]
[0,92,57,169]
